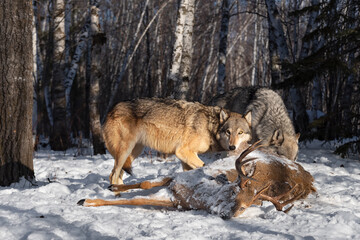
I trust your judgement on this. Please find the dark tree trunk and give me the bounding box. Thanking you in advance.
[0,0,34,186]
[50,0,70,150]
[89,0,106,155]
[217,0,230,94]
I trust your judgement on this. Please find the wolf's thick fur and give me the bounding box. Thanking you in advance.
[103,98,252,186]
[209,87,300,160]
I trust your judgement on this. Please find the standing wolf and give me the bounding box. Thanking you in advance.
[103,98,252,188]
[209,87,300,160]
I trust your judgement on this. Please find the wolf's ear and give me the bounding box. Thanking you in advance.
[244,111,252,127]
[219,109,229,124]
[271,129,284,146]
[296,133,301,141]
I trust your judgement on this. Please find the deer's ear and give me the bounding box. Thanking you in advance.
[220,109,229,124]
[244,111,252,127]
[271,129,284,146]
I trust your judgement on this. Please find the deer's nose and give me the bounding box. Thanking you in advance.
[229,145,236,151]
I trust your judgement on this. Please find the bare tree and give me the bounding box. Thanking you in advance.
[265,0,308,135]
[89,0,106,155]
[0,0,34,186]
[50,0,70,150]
[217,0,231,94]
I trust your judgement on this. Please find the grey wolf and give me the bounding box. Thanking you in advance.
[78,141,315,219]
[209,87,300,160]
[102,98,252,188]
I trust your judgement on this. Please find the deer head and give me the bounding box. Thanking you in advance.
[233,141,316,216]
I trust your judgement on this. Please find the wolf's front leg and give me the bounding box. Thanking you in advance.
[175,148,205,170]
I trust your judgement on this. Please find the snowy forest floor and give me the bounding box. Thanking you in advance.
[0,140,359,240]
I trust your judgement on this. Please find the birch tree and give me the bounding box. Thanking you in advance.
[64,14,91,126]
[32,0,39,144]
[0,0,34,186]
[250,0,259,86]
[168,0,195,99]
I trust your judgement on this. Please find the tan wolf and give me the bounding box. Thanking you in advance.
[78,141,316,219]
[102,98,252,187]
[209,87,300,160]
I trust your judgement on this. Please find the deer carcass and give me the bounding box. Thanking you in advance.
[78,142,316,219]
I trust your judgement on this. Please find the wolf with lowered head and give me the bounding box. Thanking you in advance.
[210,87,300,160]
[102,98,252,190]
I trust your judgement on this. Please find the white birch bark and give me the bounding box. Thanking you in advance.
[64,20,90,123]
[176,0,195,100]
[154,9,163,97]
[169,0,187,83]
[251,3,259,86]
[53,0,65,60]
[179,0,195,79]
[259,20,268,86]
[32,1,38,139]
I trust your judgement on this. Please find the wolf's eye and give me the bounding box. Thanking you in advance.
[226,130,231,135]
[238,130,243,135]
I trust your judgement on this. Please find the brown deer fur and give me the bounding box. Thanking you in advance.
[78,142,316,219]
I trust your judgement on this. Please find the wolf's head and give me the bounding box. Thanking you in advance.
[268,129,300,161]
[216,110,252,152]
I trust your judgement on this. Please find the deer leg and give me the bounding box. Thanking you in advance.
[78,197,175,208]
[109,177,173,192]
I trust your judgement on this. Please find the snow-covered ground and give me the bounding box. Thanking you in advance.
[1,140,359,240]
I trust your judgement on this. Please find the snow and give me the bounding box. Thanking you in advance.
[1,141,360,239]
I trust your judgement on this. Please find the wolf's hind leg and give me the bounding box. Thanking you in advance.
[110,142,137,186]
[122,144,144,176]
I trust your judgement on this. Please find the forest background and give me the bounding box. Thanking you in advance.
[1,0,359,187]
